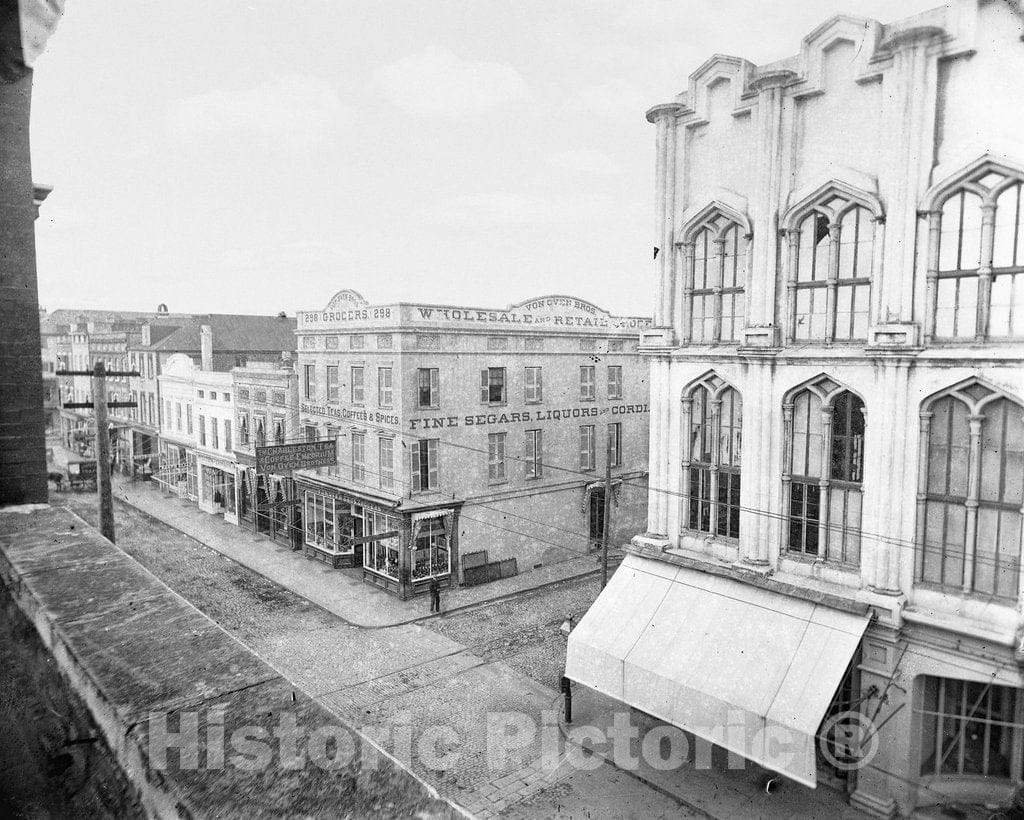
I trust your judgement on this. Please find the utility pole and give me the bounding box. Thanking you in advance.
[92,361,115,542]
[57,364,138,545]
[601,430,613,589]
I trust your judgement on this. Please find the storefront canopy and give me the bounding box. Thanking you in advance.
[565,553,870,787]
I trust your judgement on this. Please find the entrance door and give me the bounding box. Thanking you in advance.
[588,488,605,551]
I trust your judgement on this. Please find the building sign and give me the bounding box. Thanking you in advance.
[409,403,649,430]
[301,402,400,428]
[256,441,337,473]
[298,292,651,331]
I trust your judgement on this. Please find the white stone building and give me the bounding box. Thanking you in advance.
[567,2,1024,816]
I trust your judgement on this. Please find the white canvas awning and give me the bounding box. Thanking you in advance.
[565,553,870,787]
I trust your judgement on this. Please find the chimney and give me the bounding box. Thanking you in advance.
[200,324,213,371]
[280,350,293,370]
[142,324,152,346]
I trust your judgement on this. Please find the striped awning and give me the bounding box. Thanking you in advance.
[412,508,454,523]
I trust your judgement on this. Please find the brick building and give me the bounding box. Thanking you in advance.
[291,289,651,599]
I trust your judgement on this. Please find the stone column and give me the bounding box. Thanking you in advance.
[647,103,683,338]
[878,26,945,326]
[748,70,796,334]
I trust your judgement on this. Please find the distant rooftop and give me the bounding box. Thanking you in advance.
[145,314,297,353]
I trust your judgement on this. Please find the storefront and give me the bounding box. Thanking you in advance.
[297,476,459,598]
[155,442,196,500]
[197,454,237,524]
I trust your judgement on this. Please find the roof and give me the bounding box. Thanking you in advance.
[145,314,297,353]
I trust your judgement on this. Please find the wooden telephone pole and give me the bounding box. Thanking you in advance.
[601,431,613,589]
[57,361,138,544]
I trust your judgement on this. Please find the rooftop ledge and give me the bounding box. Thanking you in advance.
[0,503,457,820]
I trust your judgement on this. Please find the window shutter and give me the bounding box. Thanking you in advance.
[431,368,439,403]
[480,370,489,402]
[411,441,421,492]
[427,439,438,489]
[537,368,543,400]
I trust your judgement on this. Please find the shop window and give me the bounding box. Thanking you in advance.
[417,368,439,408]
[524,366,542,404]
[305,491,341,553]
[580,366,596,401]
[411,439,438,492]
[364,511,399,579]
[682,375,741,540]
[608,365,623,400]
[480,367,506,404]
[917,380,1023,600]
[918,676,1024,781]
[488,432,506,482]
[579,424,595,471]
[379,437,394,490]
[412,518,450,580]
[525,429,542,479]
[351,365,364,404]
[783,380,863,565]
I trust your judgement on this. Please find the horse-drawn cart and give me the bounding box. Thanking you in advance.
[66,459,98,491]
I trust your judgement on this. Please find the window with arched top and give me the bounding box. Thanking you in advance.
[679,213,748,345]
[681,375,742,539]
[782,378,864,565]
[926,164,1024,341]
[784,195,876,344]
[916,381,1023,600]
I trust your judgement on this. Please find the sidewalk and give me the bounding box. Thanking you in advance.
[559,685,870,820]
[51,445,608,628]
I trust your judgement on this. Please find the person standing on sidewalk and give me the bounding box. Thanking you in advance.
[429,577,441,614]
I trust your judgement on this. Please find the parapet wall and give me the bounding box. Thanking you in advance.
[0,504,458,819]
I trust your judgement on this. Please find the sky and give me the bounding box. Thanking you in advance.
[30,0,941,319]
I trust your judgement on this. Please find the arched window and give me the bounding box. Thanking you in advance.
[680,213,748,345]
[926,164,1024,341]
[782,379,864,565]
[785,197,875,343]
[917,381,1023,600]
[681,375,742,539]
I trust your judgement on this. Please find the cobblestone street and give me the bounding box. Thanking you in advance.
[55,483,701,819]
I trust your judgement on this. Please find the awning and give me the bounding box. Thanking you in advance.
[565,554,870,787]
[412,508,454,523]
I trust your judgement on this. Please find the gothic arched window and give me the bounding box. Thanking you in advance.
[917,381,1023,600]
[782,378,864,565]
[681,375,742,539]
[680,213,748,345]
[784,192,877,344]
[926,163,1024,341]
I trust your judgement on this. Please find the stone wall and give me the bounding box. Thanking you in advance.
[0,503,459,819]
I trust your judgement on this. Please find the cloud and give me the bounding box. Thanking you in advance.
[167,74,347,146]
[424,192,621,229]
[377,45,528,117]
[546,148,619,175]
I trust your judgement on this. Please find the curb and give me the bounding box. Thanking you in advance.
[103,482,620,630]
